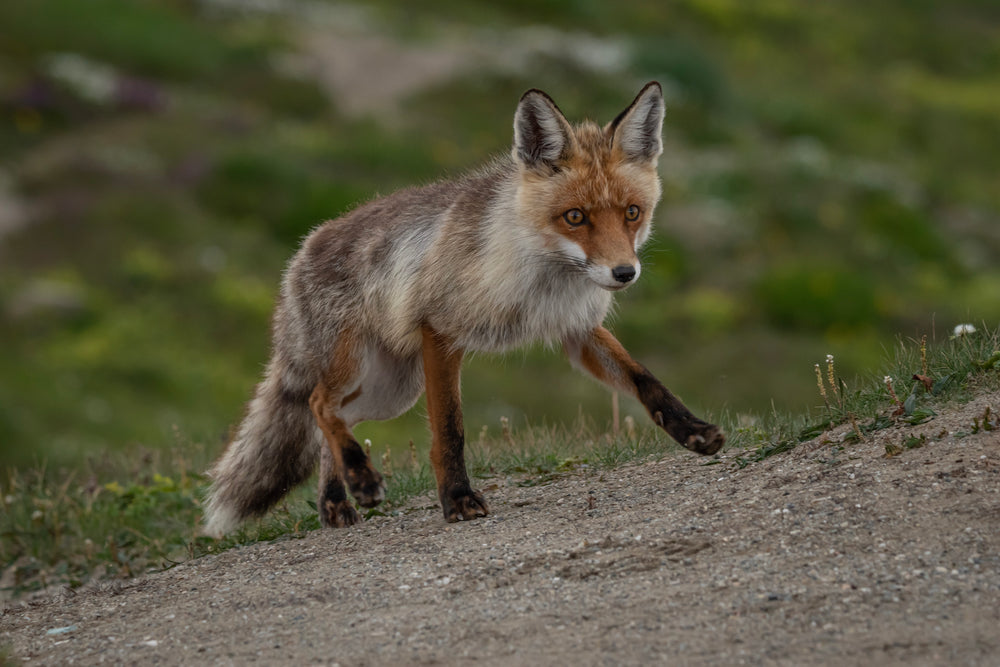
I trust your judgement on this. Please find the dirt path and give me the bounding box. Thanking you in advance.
[3,391,999,666]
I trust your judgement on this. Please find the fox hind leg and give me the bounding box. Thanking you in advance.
[308,334,386,528]
[309,385,385,524]
[311,384,385,501]
[317,443,361,528]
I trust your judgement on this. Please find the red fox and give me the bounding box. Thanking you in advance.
[203,82,725,537]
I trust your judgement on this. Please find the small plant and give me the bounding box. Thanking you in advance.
[813,353,851,419]
[408,441,419,469]
[976,350,1000,372]
[814,363,829,409]
[380,446,393,480]
[920,334,929,377]
[499,416,517,449]
[885,433,928,457]
[972,406,996,433]
[848,413,868,444]
[884,375,904,416]
[826,354,839,405]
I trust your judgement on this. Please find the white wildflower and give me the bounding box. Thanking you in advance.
[953,323,976,337]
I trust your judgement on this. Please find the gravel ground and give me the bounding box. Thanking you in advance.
[3,389,999,666]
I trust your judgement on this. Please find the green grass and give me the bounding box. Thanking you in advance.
[0,0,270,79]
[3,0,1000,471]
[2,327,998,599]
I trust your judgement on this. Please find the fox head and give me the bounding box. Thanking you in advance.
[512,82,664,291]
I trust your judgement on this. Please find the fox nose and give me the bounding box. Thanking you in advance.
[611,265,636,283]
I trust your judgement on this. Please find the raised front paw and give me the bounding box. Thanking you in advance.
[683,423,726,455]
[441,485,489,523]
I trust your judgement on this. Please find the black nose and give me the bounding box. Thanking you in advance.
[611,265,636,283]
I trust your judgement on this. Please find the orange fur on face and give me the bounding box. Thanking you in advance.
[516,121,662,269]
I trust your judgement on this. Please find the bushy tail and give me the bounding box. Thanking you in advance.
[203,362,318,537]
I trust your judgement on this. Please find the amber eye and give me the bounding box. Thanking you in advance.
[625,205,641,222]
[563,208,586,227]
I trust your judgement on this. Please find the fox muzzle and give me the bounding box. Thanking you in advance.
[611,265,637,284]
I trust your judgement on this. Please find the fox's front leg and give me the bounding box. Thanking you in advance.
[421,325,489,522]
[565,327,725,454]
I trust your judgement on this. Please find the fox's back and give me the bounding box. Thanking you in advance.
[278,155,612,357]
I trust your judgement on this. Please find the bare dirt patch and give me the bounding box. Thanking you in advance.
[3,390,999,665]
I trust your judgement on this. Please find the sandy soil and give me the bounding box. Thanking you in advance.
[2,389,999,666]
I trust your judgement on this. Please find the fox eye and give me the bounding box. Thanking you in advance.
[563,208,586,227]
[625,205,641,222]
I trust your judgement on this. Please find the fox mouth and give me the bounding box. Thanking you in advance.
[580,261,640,292]
[592,278,633,292]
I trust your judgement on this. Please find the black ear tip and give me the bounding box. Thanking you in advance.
[518,88,557,107]
[641,81,663,96]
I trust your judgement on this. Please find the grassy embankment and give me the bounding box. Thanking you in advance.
[2,0,999,599]
[2,327,997,598]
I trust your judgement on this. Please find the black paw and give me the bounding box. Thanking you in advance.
[684,423,726,455]
[342,440,386,508]
[441,485,489,523]
[320,498,362,528]
[345,465,386,508]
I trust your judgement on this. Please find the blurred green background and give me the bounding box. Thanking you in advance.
[2,0,999,471]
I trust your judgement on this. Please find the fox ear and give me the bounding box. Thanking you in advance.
[513,89,572,170]
[609,82,664,163]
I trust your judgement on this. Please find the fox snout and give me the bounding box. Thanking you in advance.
[611,265,636,284]
[587,260,641,291]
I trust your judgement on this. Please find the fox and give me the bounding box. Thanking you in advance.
[203,82,725,537]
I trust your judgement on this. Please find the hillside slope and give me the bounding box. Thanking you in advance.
[3,388,998,665]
